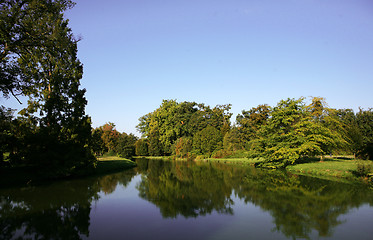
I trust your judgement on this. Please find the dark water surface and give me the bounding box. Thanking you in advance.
[1,158,373,240]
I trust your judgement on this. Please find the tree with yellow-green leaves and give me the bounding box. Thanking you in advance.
[137,100,232,156]
[249,97,348,168]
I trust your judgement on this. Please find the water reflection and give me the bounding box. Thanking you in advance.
[1,159,372,240]
[0,170,137,239]
[135,158,373,239]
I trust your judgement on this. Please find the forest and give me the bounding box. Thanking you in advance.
[1,0,372,177]
[134,98,372,167]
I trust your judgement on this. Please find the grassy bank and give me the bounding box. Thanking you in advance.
[90,156,136,176]
[286,158,373,183]
[0,156,136,188]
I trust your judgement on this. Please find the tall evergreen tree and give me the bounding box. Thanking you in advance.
[1,0,95,174]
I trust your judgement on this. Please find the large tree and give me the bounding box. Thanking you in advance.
[236,104,271,145]
[137,100,232,156]
[1,0,95,174]
[249,98,347,168]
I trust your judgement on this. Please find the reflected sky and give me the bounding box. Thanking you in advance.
[1,159,372,240]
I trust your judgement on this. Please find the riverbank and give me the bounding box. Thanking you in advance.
[0,156,136,188]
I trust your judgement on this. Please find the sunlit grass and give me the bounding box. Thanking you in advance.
[286,158,373,182]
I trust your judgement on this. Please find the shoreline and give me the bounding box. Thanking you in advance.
[0,157,136,188]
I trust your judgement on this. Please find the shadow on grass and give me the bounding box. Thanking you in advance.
[92,160,136,176]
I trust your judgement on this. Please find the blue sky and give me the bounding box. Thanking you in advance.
[4,0,373,136]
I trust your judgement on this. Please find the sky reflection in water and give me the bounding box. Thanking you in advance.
[1,158,372,240]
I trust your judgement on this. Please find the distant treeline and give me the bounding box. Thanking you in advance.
[93,97,372,168]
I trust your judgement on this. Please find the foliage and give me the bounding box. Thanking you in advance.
[355,160,372,178]
[193,125,223,156]
[1,0,75,100]
[135,138,149,156]
[250,98,347,169]
[236,104,271,143]
[0,0,95,174]
[222,127,245,151]
[355,108,373,159]
[92,123,138,158]
[91,127,106,156]
[137,100,232,156]
[116,133,137,159]
[172,137,193,158]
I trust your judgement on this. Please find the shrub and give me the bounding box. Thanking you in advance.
[211,149,232,158]
[355,161,372,177]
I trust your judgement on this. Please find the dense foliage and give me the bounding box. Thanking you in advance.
[1,0,94,175]
[137,100,232,157]
[136,98,372,168]
[92,123,138,159]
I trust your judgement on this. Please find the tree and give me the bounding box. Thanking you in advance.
[355,108,373,159]
[91,127,106,156]
[1,0,95,174]
[223,127,245,151]
[172,137,193,158]
[137,100,232,156]
[99,122,120,153]
[116,133,138,159]
[135,138,149,156]
[250,98,347,168]
[236,104,271,144]
[193,125,223,155]
[1,0,75,101]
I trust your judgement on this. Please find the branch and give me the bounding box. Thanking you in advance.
[10,89,22,104]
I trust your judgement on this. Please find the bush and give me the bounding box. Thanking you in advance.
[186,152,197,161]
[173,137,193,158]
[355,161,372,177]
[211,149,232,158]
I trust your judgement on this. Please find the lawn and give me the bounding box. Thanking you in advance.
[92,156,136,175]
[286,158,373,183]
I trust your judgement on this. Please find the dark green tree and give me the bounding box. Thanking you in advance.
[91,127,106,156]
[236,104,271,144]
[193,125,223,155]
[116,133,138,159]
[1,0,95,174]
[355,108,373,159]
[135,138,149,156]
[1,0,75,100]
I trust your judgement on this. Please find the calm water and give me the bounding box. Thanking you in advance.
[1,158,373,240]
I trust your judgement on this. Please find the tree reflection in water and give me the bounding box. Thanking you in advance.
[1,159,372,240]
[135,158,373,239]
[0,169,137,240]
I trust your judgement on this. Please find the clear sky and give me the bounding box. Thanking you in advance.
[5,0,373,136]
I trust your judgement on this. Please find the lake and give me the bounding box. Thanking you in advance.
[1,158,372,240]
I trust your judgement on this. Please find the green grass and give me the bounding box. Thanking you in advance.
[286,158,373,183]
[80,156,136,177]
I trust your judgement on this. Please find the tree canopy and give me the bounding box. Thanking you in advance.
[1,0,94,175]
[137,100,232,156]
